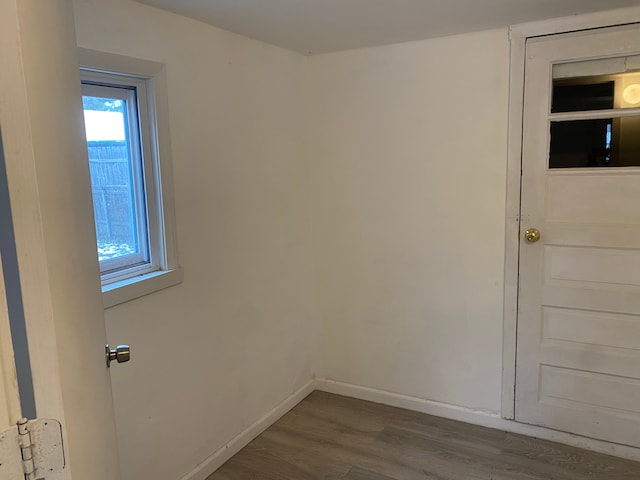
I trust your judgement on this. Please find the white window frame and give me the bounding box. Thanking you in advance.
[78,48,182,308]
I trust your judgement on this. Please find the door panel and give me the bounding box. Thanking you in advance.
[543,307,640,350]
[545,245,640,287]
[516,24,640,447]
[545,174,640,225]
[540,365,640,414]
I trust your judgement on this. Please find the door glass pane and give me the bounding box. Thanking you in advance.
[552,71,640,113]
[550,116,640,168]
[552,82,614,113]
[82,96,140,261]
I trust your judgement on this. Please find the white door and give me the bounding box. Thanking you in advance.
[516,24,640,447]
[0,1,120,478]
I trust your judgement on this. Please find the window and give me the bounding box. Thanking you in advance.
[82,75,153,278]
[549,63,640,169]
[79,50,181,308]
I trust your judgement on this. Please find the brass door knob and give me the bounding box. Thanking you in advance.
[525,228,541,243]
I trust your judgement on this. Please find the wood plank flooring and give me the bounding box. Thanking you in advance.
[207,391,640,480]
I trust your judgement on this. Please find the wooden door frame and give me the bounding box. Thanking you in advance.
[0,252,21,429]
[501,6,640,420]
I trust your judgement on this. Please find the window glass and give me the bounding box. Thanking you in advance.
[552,82,614,113]
[81,83,150,276]
[549,69,640,168]
[83,95,141,262]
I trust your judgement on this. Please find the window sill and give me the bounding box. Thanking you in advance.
[102,267,183,309]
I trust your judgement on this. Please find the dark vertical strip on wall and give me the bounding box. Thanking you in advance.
[0,130,37,419]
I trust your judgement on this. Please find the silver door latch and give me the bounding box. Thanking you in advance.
[106,344,131,367]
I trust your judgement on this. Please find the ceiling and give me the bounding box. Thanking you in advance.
[134,0,640,54]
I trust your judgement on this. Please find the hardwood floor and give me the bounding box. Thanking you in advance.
[207,391,640,479]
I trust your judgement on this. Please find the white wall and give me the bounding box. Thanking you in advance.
[74,0,514,475]
[72,1,321,479]
[306,30,511,414]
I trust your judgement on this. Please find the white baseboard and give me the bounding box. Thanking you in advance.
[315,378,640,462]
[179,379,315,480]
[315,378,503,427]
